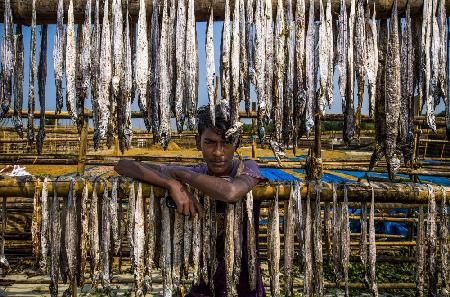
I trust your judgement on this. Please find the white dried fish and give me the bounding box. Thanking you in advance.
[313,183,323,295]
[354,0,366,136]
[366,4,378,119]
[239,0,248,116]
[254,0,266,143]
[284,184,295,296]
[246,191,257,291]
[225,203,236,296]
[341,186,350,297]
[206,6,216,126]
[89,182,101,287]
[318,0,329,115]
[134,183,145,296]
[110,178,119,254]
[161,195,173,296]
[1,0,13,118]
[149,0,160,136]
[265,0,274,117]
[27,0,37,146]
[427,185,438,295]
[54,0,64,114]
[78,181,89,286]
[233,200,243,286]
[37,24,48,155]
[245,0,255,114]
[91,0,101,149]
[136,0,149,133]
[175,0,187,132]
[49,183,60,297]
[183,215,193,279]
[185,0,198,129]
[40,178,49,273]
[303,185,313,295]
[283,0,295,147]
[332,183,342,283]
[66,0,77,124]
[422,0,435,131]
[13,26,24,138]
[273,0,285,142]
[192,201,201,285]
[112,0,123,98]
[221,0,232,105]
[304,0,316,136]
[294,0,306,145]
[368,188,378,296]
[230,0,241,125]
[440,186,450,294]
[101,180,111,291]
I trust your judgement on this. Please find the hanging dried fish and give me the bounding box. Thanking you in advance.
[13,25,24,138]
[273,0,285,142]
[422,0,435,131]
[192,213,201,285]
[201,195,211,285]
[332,184,342,283]
[112,0,123,100]
[416,205,425,297]
[437,0,447,108]
[101,180,111,290]
[318,0,329,115]
[60,183,69,284]
[89,181,101,287]
[183,214,193,279]
[255,0,266,143]
[265,0,273,118]
[428,185,438,295]
[110,178,119,254]
[313,183,323,296]
[293,0,306,147]
[323,202,332,266]
[370,20,388,171]
[336,0,348,120]
[354,0,366,137]
[283,0,295,147]
[246,191,257,291]
[233,200,243,286]
[239,0,248,116]
[37,25,48,154]
[66,0,77,124]
[173,212,184,287]
[400,0,414,167]
[168,0,177,120]
[325,0,333,109]
[341,185,350,297]
[1,0,13,118]
[343,0,356,145]
[78,182,89,286]
[27,0,37,146]
[76,25,84,134]
[66,179,78,287]
[128,182,136,271]
[440,187,450,294]
[303,185,313,295]
[230,0,241,127]
[368,188,378,296]
[134,183,145,296]
[161,195,173,296]
[39,178,49,273]
[81,0,91,123]
[149,0,160,135]
[206,7,216,126]
[175,0,187,132]
[294,183,304,271]
[430,0,441,110]
[32,179,42,264]
[145,186,155,290]
[245,0,255,114]
[54,0,64,115]
[304,0,316,136]
[159,0,172,149]
[284,184,295,296]
[0,197,7,269]
[366,3,378,119]
[185,0,198,129]
[49,183,60,297]
[91,0,101,149]
[360,202,368,283]
[225,203,236,296]
[385,0,401,181]
[268,188,280,297]
[119,4,133,153]
[221,0,231,105]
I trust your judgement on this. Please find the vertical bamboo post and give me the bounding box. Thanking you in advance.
[77,112,89,175]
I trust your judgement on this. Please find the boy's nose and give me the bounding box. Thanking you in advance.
[212,143,224,156]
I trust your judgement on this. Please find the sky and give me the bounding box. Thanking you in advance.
[0,18,447,129]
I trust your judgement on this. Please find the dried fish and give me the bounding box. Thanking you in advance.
[37,25,48,154]
[149,0,160,135]
[385,0,401,180]
[230,0,241,127]
[354,0,366,137]
[294,183,304,271]
[32,179,42,264]
[416,205,425,297]
[332,183,342,283]
[325,0,334,109]
[304,0,316,136]
[436,0,447,108]
[221,0,232,105]
[239,0,248,116]
[66,179,78,286]
[324,202,332,266]
[128,182,136,271]
[91,0,101,149]
[119,4,133,153]
[366,4,378,119]
[201,195,211,285]
[440,187,450,294]
[192,191,202,285]
[40,178,49,273]
[134,183,145,296]
[254,0,266,143]
[368,188,378,296]
[313,183,323,296]
[101,180,111,290]
[265,0,274,117]
[173,212,184,287]
[225,203,236,296]
[341,185,350,297]
[81,0,91,121]
[183,214,193,279]
[89,181,101,287]
[110,178,119,254]
[399,0,414,167]
[422,0,435,131]
[336,0,348,117]
[1,0,13,118]
[206,7,216,126]
[112,0,123,99]
[59,182,68,284]
[145,186,155,290]
[66,0,77,124]
[54,0,64,114]
[0,196,7,269]
[273,0,285,142]
[293,0,306,147]
[185,0,198,129]
[318,0,329,115]
[78,182,89,286]
[284,185,295,296]
[27,0,37,146]
[175,0,187,132]
[159,0,172,149]
[303,185,313,295]
[49,182,60,297]
[13,25,24,138]
[360,202,368,284]
[428,185,438,295]
[268,187,280,297]
[245,0,255,114]
[283,0,295,146]
[233,200,243,286]
[246,191,257,291]
[76,25,84,134]
[161,195,173,296]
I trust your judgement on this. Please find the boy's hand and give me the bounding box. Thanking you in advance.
[169,180,203,217]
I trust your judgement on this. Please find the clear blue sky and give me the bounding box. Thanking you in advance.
[1,20,446,129]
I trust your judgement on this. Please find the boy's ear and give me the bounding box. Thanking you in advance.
[195,135,201,150]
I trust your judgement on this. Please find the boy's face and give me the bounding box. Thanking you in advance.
[197,127,236,176]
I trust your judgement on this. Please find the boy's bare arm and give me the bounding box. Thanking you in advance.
[168,169,258,203]
[114,160,203,216]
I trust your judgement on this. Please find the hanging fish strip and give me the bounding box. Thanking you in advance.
[66,0,77,124]
[65,178,78,287]
[284,184,295,296]
[229,0,241,126]
[366,3,378,119]
[324,201,332,267]
[337,0,348,121]
[238,0,248,116]
[415,205,425,297]
[221,0,231,106]
[78,182,89,287]
[89,181,101,287]
[149,0,160,136]
[27,0,37,146]
[54,0,64,114]
[145,186,155,290]
[293,0,305,147]
[49,182,60,297]
[440,187,450,294]
[13,25,24,138]
[273,0,284,143]
[245,0,255,114]
[318,0,329,115]
[1,0,13,118]
[225,202,236,296]
[368,188,378,296]
[173,211,184,287]
[332,183,342,283]
[354,0,366,137]
[134,183,145,296]
[175,0,187,132]
[304,0,316,136]
[283,0,295,147]
[192,203,202,285]
[254,0,266,143]
[161,195,173,296]
[294,182,304,272]
[183,214,193,279]
[31,179,42,264]
[233,200,243,286]
[360,202,368,285]
[264,0,273,120]
[40,178,49,273]
[313,183,324,296]
[91,0,101,149]
[422,0,435,131]
[201,195,211,285]
[110,178,119,254]
[303,184,313,295]
[341,185,350,297]
[0,195,7,269]
[246,191,257,291]
[206,6,216,126]
[101,180,111,291]
[185,0,198,129]
[427,185,438,295]
[37,25,48,154]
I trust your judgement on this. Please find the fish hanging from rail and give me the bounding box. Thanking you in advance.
[304,0,316,137]
[27,0,37,147]
[225,202,236,296]
[37,25,48,155]
[366,3,378,119]
[40,178,49,273]
[421,0,435,131]
[175,0,187,132]
[284,184,295,296]
[332,183,342,284]
[49,182,60,297]
[66,178,79,289]
[283,0,295,148]
[145,186,155,291]
[229,0,241,137]
[294,182,304,274]
[246,191,257,291]
[440,187,450,294]
[173,209,184,288]
[13,25,24,138]
[342,185,350,297]
[161,194,173,296]
[360,202,368,285]
[0,195,7,270]
[415,205,425,297]
[336,0,348,141]
[206,6,216,126]
[254,0,266,143]
[31,179,42,265]
[233,200,243,286]
[101,180,111,291]
[66,0,77,125]
[1,0,13,119]
[238,0,248,117]
[427,185,438,295]
[54,0,64,115]
[89,181,101,287]
[318,0,329,116]
[264,0,273,121]
[354,0,367,138]
[134,183,145,296]
[313,183,324,296]
[91,0,101,149]
[185,0,198,130]
[221,0,231,107]
[303,184,313,295]
[75,25,84,134]
[245,0,254,114]
[200,195,210,285]
[368,188,378,296]
[268,186,280,297]
[273,0,284,143]
[78,181,89,287]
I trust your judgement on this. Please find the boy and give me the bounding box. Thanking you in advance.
[114,105,266,296]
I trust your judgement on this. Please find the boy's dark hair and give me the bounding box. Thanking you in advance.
[197,104,232,137]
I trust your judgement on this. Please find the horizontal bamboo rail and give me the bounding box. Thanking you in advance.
[0,176,448,203]
[0,0,446,24]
